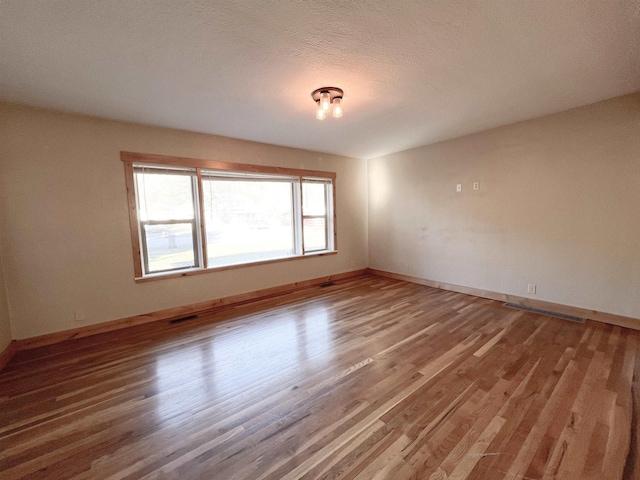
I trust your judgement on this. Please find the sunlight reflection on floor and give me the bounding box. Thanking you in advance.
[152,305,334,424]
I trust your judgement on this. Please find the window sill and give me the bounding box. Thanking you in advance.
[134,250,338,283]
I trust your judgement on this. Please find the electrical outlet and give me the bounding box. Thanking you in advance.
[527,284,536,294]
[75,309,86,322]
[473,182,480,191]
[456,184,462,193]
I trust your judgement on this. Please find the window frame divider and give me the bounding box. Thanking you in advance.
[298,176,306,255]
[196,168,208,269]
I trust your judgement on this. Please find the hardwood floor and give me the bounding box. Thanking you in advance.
[0,275,638,479]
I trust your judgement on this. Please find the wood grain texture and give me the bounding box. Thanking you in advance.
[368,268,640,332]
[1,275,638,479]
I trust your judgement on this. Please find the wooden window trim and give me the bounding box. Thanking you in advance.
[123,161,143,278]
[121,151,336,181]
[134,250,338,283]
[121,151,337,281]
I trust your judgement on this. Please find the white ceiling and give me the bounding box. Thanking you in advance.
[1,1,639,159]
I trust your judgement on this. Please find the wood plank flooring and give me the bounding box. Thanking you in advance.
[1,275,638,479]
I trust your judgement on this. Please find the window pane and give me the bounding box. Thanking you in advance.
[302,182,326,216]
[202,179,295,267]
[135,171,195,221]
[303,217,327,251]
[143,223,196,273]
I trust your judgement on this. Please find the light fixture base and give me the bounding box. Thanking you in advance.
[311,87,344,102]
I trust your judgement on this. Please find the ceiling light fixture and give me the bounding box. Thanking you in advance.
[311,87,344,120]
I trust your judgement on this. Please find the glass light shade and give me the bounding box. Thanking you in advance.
[332,97,343,118]
[320,92,331,111]
[316,102,326,120]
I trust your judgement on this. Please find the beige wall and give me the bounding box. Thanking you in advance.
[368,94,640,320]
[0,104,369,339]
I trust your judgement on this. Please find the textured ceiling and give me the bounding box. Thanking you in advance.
[1,1,639,159]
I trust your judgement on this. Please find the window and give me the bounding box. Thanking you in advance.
[122,152,336,280]
[134,165,200,274]
[302,178,333,253]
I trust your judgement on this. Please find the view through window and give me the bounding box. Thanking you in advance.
[202,173,296,268]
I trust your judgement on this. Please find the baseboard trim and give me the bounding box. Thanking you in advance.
[367,268,640,332]
[15,267,639,351]
[16,269,368,351]
[0,340,17,371]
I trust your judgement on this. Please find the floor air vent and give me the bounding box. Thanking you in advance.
[503,303,586,324]
[169,314,198,324]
